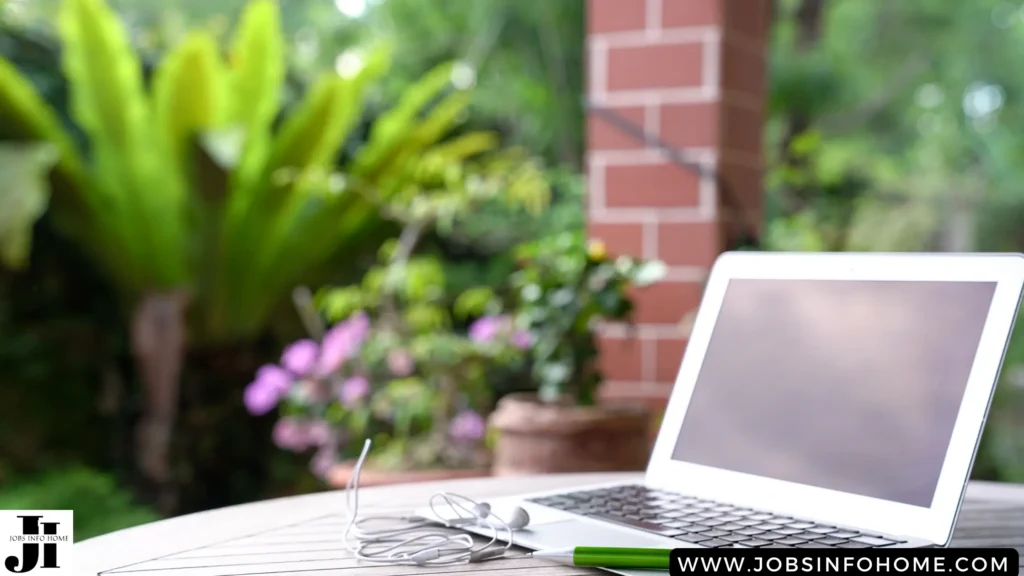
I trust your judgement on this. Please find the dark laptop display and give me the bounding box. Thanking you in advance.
[671,279,997,508]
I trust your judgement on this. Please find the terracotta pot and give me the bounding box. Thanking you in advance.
[488,392,653,475]
[326,462,490,488]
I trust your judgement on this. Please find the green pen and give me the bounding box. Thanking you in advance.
[529,546,672,570]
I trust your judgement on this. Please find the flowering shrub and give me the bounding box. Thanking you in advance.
[244,302,530,477]
[508,230,665,405]
[242,80,550,476]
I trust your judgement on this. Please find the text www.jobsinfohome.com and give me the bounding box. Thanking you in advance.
[668,549,1018,576]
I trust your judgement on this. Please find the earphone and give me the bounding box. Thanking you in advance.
[342,439,532,565]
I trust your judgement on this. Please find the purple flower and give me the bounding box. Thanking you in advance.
[243,364,292,415]
[310,445,337,479]
[511,329,533,349]
[273,418,310,452]
[449,410,486,442]
[281,339,319,375]
[387,349,415,377]
[469,315,507,342]
[339,375,370,407]
[317,311,371,375]
[306,420,332,446]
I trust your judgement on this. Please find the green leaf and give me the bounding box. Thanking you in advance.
[226,0,285,186]
[350,61,459,177]
[0,143,59,269]
[0,56,91,234]
[152,31,227,175]
[453,287,496,319]
[318,286,365,321]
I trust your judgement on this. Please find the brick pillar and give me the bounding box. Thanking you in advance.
[587,0,771,409]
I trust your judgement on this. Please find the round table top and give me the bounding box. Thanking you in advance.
[77,473,1024,575]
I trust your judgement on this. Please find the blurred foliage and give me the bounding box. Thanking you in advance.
[0,467,159,541]
[297,110,548,472]
[507,232,665,405]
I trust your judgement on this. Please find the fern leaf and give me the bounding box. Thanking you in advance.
[226,0,285,187]
[0,143,58,269]
[350,61,460,177]
[152,32,227,175]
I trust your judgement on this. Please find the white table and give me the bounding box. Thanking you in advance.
[77,473,1024,575]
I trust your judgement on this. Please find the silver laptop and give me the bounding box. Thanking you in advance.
[419,251,1024,574]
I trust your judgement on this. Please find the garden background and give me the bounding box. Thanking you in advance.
[4,0,1024,540]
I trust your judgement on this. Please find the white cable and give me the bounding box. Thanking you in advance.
[342,438,520,566]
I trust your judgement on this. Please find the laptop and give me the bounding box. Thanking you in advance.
[417,251,1024,574]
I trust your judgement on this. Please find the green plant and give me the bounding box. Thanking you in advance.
[242,116,549,475]
[0,467,160,541]
[0,0,532,498]
[508,231,664,405]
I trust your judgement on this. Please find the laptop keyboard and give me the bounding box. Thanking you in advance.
[526,484,908,549]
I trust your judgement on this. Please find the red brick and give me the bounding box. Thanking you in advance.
[722,40,767,97]
[589,222,644,258]
[600,382,671,412]
[656,337,688,382]
[659,103,719,149]
[588,106,646,151]
[718,162,765,239]
[605,162,701,208]
[721,102,764,157]
[588,0,648,34]
[596,335,644,381]
[657,221,720,266]
[662,0,721,28]
[631,281,703,324]
[724,0,771,41]
[607,43,704,91]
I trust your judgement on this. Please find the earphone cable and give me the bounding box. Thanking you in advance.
[342,438,517,565]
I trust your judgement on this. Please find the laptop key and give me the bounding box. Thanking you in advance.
[675,533,713,544]
[721,534,750,543]
[757,533,788,541]
[851,536,898,547]
[807,526,838,534]
[816,537,848,545]
[665,521,693,529]
[718,523,745,531]
[776,528,803,535]
[701,539,734,548]
[735,528,766,537]
[701,529,730,538]
[589,513,686,537]
[788,522,815,529]
[832,531,860,539]
[699,520,728,528]
[838,542,871,548]
[740,539,771,547]
[776,537,808,546]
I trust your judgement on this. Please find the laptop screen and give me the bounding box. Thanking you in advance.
[671,279,997,508]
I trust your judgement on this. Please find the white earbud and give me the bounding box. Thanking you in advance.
[472,502,491,519]
[505,506,531,531]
